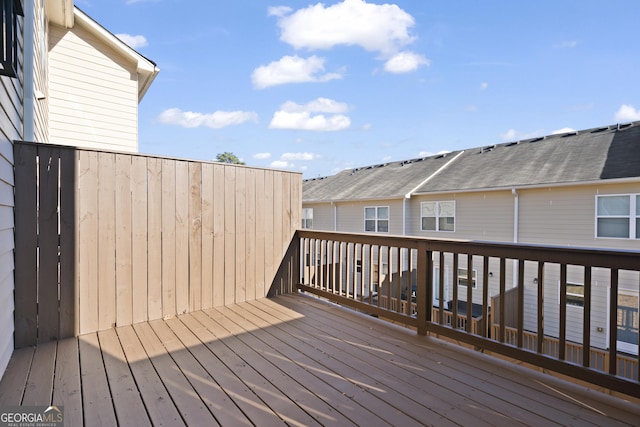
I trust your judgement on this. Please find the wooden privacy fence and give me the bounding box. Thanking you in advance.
[13,142,301,347]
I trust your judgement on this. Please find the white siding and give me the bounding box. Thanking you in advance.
[304,203,334,230]
[32,0,48,142]
[519,183,640,251]
[48,22,139,151]
[0,61,22,380]
[408,191,514,241]
[335,199,404,235]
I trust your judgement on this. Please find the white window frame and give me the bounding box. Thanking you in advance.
[364,206,389,233]
[595,194,639,239]
[457,268,477,289]
[302,208,313,229]
[420,201,456,232]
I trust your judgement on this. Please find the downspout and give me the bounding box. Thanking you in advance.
[402,197,407,236]
[332,201,337,231]
[23,0,36,141]
[512,188,519,287]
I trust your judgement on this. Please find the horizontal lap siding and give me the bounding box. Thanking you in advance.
[48,23,138,152]
[0,66,23,376]
[336,199,404,234]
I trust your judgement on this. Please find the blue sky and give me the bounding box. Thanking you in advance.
[79,0,640,178]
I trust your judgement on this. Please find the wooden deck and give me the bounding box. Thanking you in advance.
[1,294,638,427]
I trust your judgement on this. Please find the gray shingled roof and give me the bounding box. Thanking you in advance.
[303,122,640,202]
[302,152,461,202]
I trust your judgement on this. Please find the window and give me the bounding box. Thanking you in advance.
[564,282,584,307]
[364,206,389,232]
[421,201,455,232]
[596,194,639,239]
[302,208,313,229]
[0,0,23,78]
[457,268,477,289]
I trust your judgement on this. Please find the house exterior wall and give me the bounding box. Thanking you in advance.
[408,191,515,241]
[304,179,639,351]
[32,0,49,143]
[48,22,139,152]
[304,203,334,230]
[334,199,404,234]
[0,16,24,381]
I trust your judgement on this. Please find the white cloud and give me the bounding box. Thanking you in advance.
[551,127,576,135]
[280,98,349,114]
[280,152,318,161]
[383,51,430,73]
[115,33,148,49]
[480,82,489,91]
[269,98,351,131]
[274,0,416,56]
[270,111,351,131]
[500,129,518,141]
[419,150,451,157]
[553,40,578,49]
[253,152,271,160]
[157,108,258,129]
[268,6,292,17]
[500,128,545,142]
[270,160,293,168]
[614,104,640,122]
[252,55,342,89]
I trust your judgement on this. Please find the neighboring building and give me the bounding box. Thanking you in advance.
[0,0,157,378]
[303,122,640,354]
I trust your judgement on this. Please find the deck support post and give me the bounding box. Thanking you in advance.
[417,242,430,335]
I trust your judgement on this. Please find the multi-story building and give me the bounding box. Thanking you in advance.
[303,122,640,355]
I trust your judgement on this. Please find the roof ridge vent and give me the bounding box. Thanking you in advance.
[505,141,519,147]
[617,122,632,130]
[480,145,495,153]
[561,131,578,137]
[591,126,609,133]
[528,136,545,143]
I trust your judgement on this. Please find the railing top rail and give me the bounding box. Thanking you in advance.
[296,229,640,271]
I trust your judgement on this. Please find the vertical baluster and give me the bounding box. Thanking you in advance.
[481,256,489,338]
[537,262,545,354]
[517,259,525,348]
[499,258,506,343]
[583,266,592,368]
[559,264,567,361]
[608,269,619,375]
[467,254,473,333]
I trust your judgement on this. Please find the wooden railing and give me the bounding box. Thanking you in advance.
[13,142,301,346]
[495,325,638,381]
[295,230,640,399]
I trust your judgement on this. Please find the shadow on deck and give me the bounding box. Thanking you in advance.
[1,293,638,427]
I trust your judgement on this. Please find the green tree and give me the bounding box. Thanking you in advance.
[215,152,245,165]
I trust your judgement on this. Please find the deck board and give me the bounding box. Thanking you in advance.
[1,293,639,426]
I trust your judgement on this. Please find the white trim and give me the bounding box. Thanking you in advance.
[23,0,36,141]
[595,193,639,240]
[73,8,159,100]
[420,200,456,232]
[404,151,465,199]
[364,206,389,233]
